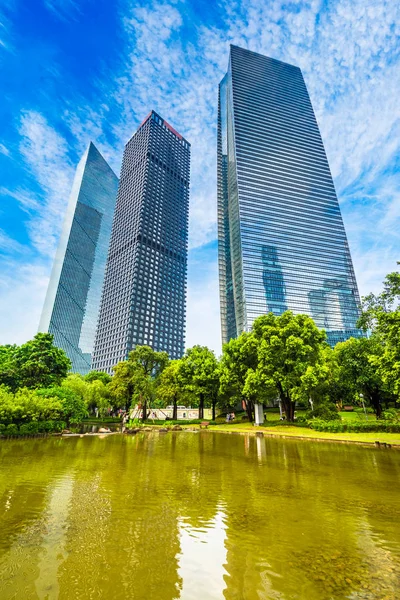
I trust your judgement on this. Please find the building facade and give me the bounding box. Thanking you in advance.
[39,142,119,373]
[218,45,362,347]
[92,111,190,373]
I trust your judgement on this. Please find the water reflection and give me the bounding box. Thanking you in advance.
[179,510,227,600]
[0,434,399,599]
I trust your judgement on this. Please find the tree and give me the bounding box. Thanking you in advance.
[84,371,112,385]
[219,332,261,422]
[179,346,219,420]
[252,311,328,421]
[110,346,168,421]
[0,334,71,391]
[157,360,191,420]
[35,387,87,426]
[358,263,400,399]
[334,336,389,418]
[0,344,18,390]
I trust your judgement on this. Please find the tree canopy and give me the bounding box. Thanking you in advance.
[252,311,328,421]
[0,333,71,392]
[179,346,220,419]
[110,346,169,420]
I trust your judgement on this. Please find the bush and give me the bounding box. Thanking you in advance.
[309,419,400,433]
[6,423,19,436]
[19,422,39,435]
[354,406,374,414]
[305,404,341,422]
[381,409,400,422]
[36,387,87,425]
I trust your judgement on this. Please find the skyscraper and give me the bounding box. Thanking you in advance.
[39,142,119,374]
[218,45,362,347]
[92,111,190,373]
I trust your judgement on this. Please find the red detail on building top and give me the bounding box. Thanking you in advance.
[164,120,183,140]
[139,112,152,128]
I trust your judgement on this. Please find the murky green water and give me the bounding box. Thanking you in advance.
[0,433,399,600]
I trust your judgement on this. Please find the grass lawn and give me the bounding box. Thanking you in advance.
[208,421,400,445]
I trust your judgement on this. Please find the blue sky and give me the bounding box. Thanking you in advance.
[0,0,399,354]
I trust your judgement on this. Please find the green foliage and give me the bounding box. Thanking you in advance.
[381,408,400,422]
[358,263,400,397]
[305,404,341,421]
[0,386,63,424]
[252,311,328,421]
[179,346,220,419]
[36,386,87,425]
[157,360,192,418]
[220,332,260,421]
[110,346,169,420]
[309,419,400,433]
[334,336,389,418]
[0,333,70,391]
[84,370,112,385]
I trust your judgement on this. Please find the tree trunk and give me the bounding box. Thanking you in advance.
[245,399,254,422]
[199,393,204,420]
[172,394,178,421]
[370,391,382,418]
[278,386,295,422]
[212,398,216,421]
[141,398,147,422]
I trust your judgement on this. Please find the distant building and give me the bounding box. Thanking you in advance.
[92,111,190,373]
[38,143,118,374]
[218,45,362,347]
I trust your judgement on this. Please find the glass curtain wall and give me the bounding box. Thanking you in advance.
[218,46,363,347]
[39,143,119,374]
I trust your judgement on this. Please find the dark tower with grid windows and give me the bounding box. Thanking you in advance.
[92,111,190,373]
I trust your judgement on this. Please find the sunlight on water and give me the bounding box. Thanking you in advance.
[0,433,399,599]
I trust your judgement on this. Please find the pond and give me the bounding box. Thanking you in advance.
[0,432,399,599]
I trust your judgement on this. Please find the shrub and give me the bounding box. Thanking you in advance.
[354,406,374,414]
[381,409,400,422]
[305,404,341,422]
[19,422,39,435]
[309,419,400,433]
[36,387,87,425]
[6,423,19,436]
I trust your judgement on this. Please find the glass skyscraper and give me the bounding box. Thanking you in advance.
[218,45,362,347]
[92,111,190,373]
[39,142,119,374]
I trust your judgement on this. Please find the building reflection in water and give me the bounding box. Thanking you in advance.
[262,245,287,316]
[1,435,400,600]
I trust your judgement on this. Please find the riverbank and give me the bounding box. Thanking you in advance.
[142,422,400,447]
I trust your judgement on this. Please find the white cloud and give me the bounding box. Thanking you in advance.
[43,0,80,21]
[0,259,49,344]
[0,229,28,255]
[3,0,399,350]
[18,110,74,256]
[0,143,10,156]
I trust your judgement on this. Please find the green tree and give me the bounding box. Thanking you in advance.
[36,387,87,426]
[358,263,400,399]
[0,387,63,425]
[83,371,112,385]
[0,333,71,391]
[180,346,219,420]
[110,346,168,421]
[0,345,17,390]
[157,360,191,420]
[334,336,388,418]
[62,373,88,401]
[252,311,328,421]
[219,332,261,422]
